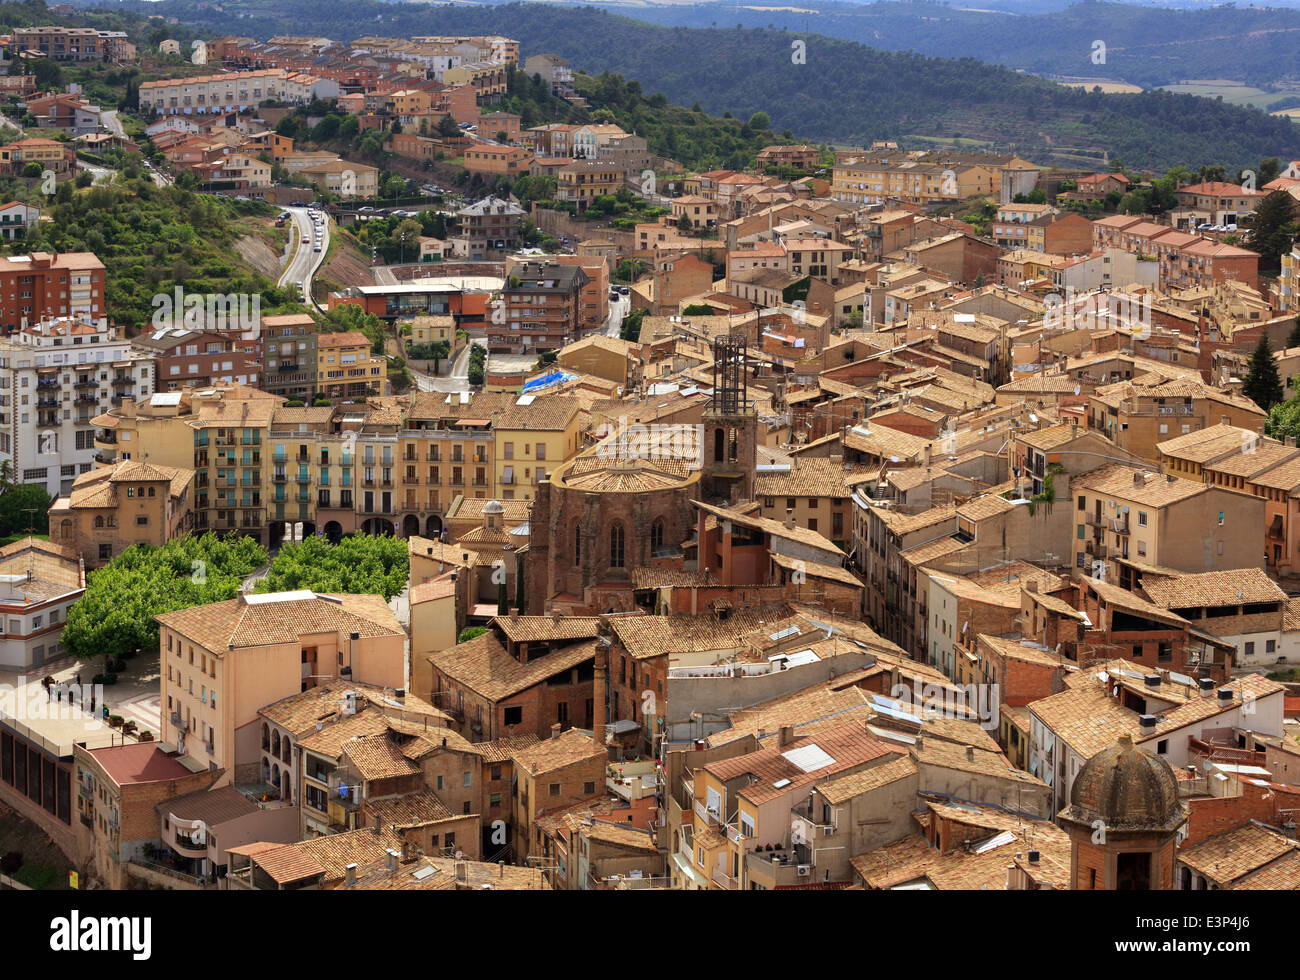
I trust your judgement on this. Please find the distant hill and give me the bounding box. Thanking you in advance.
[109,0,1300,171]
[573,0,1300,90]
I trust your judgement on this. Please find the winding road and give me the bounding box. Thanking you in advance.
[278,206,331,310]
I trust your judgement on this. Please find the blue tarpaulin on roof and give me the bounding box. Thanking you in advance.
[522,370,574,392]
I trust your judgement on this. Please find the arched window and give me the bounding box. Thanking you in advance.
[610,522,625,568]
[650,518,664,554]
[147,486,156,497]
[272,730,280,756]
[60,519,72,540]
[713,427,725,463]
[574,523,582,566]
[261,723,270,751]
[94,515,104,529]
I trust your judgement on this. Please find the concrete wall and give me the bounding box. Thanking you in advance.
[665,651,875,742]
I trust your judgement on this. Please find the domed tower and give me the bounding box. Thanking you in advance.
[1057,735,1188,890]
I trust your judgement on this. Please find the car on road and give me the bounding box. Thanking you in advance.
[610,292,619,301]
[302,236,310,243]
[618,286,630,295]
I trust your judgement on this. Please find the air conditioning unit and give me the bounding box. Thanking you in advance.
[797,864,811,877]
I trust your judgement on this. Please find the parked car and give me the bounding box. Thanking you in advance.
[618,286,630,295]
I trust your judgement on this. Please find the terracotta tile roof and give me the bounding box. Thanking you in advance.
[343,734,423,780]
[816,755,917,804]
[1156,423,1266,464]
[428,633,597,702]
[631,567,720,589]
[913,737,1043,786]
[475,733,541,764]
[408,536,481,568]
[609,604,791,661]
[294,710,394,757]
[495,394,581,431]
[155,592,403,652]
[493,615,600,644]
[290,826,405,881]
[1072,464,1209,507]
[156,785,258,824]
[1140,567,1287,609]
[251,844,329,885]
[1208,441,1298,479]
[707,684,870,748]
[259,681,448,736]
[956,493,1017,522]
[510,728,604,776]
[705,723,898,806]
[350,853,547,890]
[1179,822,1300,887]
[559,456,698,494]
[693,499,845,557]
[874,503,958,536]
[564,815,659,853]
[754,458,870,498]
[1084,577,1190,629]
[365,789,457,829]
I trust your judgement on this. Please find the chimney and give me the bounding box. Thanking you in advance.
[1027,849,1040,865]
[593,639,609,747]
[1026,579,1039,594]
[345,863,358,886]
[551,722,562,740]
[384,848,399,871]
[784,509,795,530]
[401,838,414,863]
[779,725,795,747]
[1133,471,1144,487]
[1199,677,1215,698]
[1139,714,1157,735]
[551,608,562,624]
[510,608,519,622]
[914,736,923,751]
[965,745,975,761]
[1143,673,1161,688]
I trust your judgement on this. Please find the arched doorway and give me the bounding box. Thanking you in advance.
[302,521,317,541]
[324,521,343,544]
[425,515,443,537]
[268,521,287,550]
[402,514,421,537]
[361,518,395,536]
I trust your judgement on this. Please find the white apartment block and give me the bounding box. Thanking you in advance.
[0,317,153,499]
[140,69,340,116]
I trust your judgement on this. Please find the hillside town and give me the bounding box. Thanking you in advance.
[0,18,1299,909]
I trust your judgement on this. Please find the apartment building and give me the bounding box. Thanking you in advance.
[132,327,260,392]
[0,251,105,330]
[464,144,531,178]
[510,728,606,865]
[1170,181,1266,229]
[49,459,194,567]
[523,54,575,100]
[155,590,407,785]
[440,62,507,104]
[755,457,863,551]
[1086,378,1267,463]
[489,262,589,353]
[92,383,281,544]
[0,137,74,176]
[0,201,40,242]
[299,160,379,200]
[1092,216,1259,291]
[493,395,582,502]
[454,196,525,261]
[0,316,151,499]
[756,144,820,170]
[260,313,318,402]
[0,536,85,671]
[1070,464,1263,581]
[556,160,622,213]
[399,390,503,537]
[10,26,102,61]
[140,69,340,115]
[316,331,385,401]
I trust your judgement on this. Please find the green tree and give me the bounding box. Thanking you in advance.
[0,482,51,537]
[62,535,268,667]
[1247,191,1298,270]
[458,626,487,643]
[1242,335,1284,412]
[255,534,409,600]
[438,114,461,138]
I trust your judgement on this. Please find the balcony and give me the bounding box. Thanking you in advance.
[112,375,132,388]
[74,377,97,389]
[272,472,287,483]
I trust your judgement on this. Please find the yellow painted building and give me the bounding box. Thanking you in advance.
[317,330,385,401]
[492,394,582,502]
